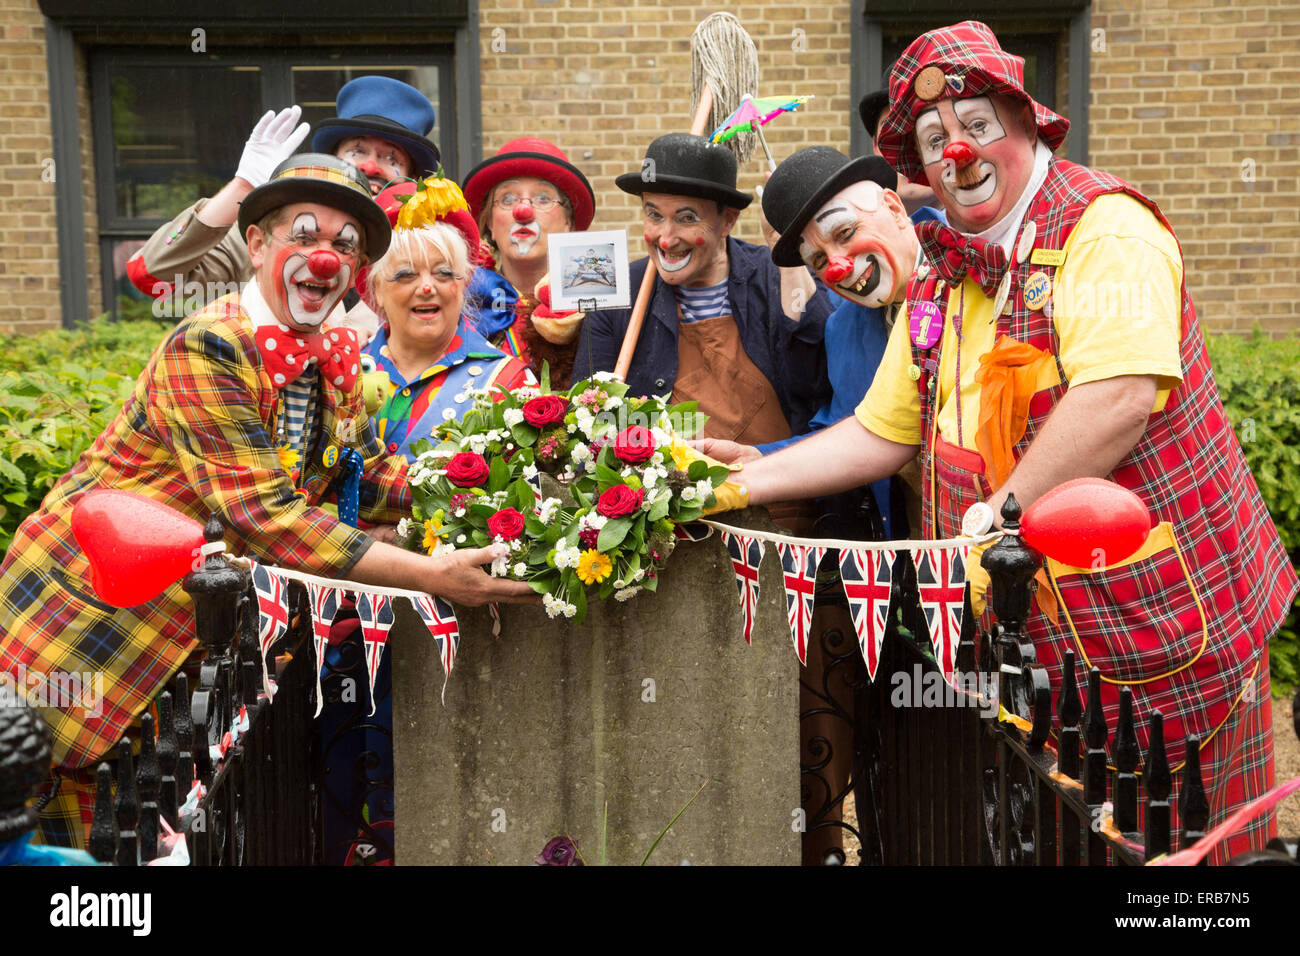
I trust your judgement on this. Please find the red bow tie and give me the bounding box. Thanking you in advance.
[255,325,361,392]
[916,221,1009,298]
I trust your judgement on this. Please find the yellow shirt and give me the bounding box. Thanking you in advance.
[856,193,1185,450]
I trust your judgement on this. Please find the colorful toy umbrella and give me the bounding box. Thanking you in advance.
[709,93,813,169]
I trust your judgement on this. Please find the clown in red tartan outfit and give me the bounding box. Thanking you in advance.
[716,21,1297,863]
[0,155,536,849]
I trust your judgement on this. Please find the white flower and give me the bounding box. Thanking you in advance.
[537,497,561,525]
[490,553,509,577]
[454,507,467,518]
[614,586,642,602]
[571,442,590,462]
[567,424,577,433]
[442,408,456,420]
[579,512,607,532]
[605,395,623,409]
[523,463,539,480]
[613,578,626,589]
[563,602,577,618]
[433,541,457,558]
[680,487,696,502]
[515,386,540,401]
[504,408,524,427]
[456,534,467,544]
[395,517,411,538]
[632,568,645,583]
[695,479,713,500]
[593,371,619,382]
[513,562,527,577]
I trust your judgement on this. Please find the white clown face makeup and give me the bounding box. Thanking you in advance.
[487,176,571,270]
[250,204,363,333]
[797,180,917,308]
[915,95,1036,232]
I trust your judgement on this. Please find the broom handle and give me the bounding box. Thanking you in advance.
[614,84,715,381]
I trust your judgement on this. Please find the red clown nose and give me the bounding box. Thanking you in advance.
[943,142,977,167]
[512,203,535,223]
[308,250,341,279]
[823,256,854,285]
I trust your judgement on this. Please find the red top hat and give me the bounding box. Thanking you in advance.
[461,137,595,230]
[876,20,1070,185]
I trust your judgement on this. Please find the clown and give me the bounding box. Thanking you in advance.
[461,138,597,388]
[126,76,442,336]
[575,134,835,469]
[705,21,1297,862]
[0,154,536,849]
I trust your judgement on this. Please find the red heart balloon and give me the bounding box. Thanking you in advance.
[1020,478,1152,569]
[71,490,207,608]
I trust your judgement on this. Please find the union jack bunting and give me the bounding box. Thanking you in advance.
[307,582,343,717]
[776,542,826,665]
[910,546,969,681]
[839,548,896,680]
[722,531,765,645]
[412,594,460,702]
[250,561,290,698]
[355,592,395,715]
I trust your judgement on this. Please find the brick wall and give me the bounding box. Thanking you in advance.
[0,0,63,333]
[477,2,854,249]
[1089,0,1300,334]
[3,0,1298,335]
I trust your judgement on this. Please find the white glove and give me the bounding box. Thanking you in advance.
[235,106,310,188]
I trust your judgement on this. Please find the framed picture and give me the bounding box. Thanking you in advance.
[547,230,631,311]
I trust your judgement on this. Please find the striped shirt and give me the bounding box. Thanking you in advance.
[278,370,320,459]
[675,280,730,323]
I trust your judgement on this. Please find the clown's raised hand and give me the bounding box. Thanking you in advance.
[236,106,311,189]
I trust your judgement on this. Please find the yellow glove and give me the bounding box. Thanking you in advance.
[670,439,748,515]
[967,539,991,617]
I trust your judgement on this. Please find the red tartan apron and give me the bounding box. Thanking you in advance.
[903,160,1297,786]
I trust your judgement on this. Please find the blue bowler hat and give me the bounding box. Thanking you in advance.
[312,76,440,177]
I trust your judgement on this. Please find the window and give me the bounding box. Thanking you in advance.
[89,49,453,321]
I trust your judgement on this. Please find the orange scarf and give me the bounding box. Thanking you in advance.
[973,336,1054,491]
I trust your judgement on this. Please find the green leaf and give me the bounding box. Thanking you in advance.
[487,455,509,494]
[539,361,551,394]
[596,460,622,487]
[597,517,632,551]
[647,496,670,522]
[687,459,708,482]
[641,782,706,865]
[510,422,540,447]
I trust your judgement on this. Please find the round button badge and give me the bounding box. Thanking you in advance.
[909,301,944,350]
[1023,271,1052,311]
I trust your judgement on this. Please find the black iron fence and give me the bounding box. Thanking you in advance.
[801,495,1299,866]
[82,516,321,866]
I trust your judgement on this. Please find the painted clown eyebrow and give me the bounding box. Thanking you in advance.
[815,204,852,224]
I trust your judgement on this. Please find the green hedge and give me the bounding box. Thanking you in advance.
[0,318,170,552]
[0,319,1296,689]
[1207,329,1300,693]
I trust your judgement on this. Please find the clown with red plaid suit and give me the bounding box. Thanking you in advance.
[709,21,1297,861]
[0,154,536,848]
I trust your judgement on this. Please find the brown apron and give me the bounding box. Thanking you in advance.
[673,311,814,532]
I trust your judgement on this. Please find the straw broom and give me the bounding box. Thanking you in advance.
[612,13,759,380]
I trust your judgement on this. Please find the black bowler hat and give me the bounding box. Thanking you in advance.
[858,89,891,141]
[763,148,898,267]
[238,154,392,259]
[615,133,753,209]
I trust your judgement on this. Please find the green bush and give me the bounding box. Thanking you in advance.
[0,317,171,553]
[1207,329,1300,693]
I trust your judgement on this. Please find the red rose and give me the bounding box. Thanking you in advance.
[487,507,526,541]
[522,395,568,427]
[446,452,490,488]
[613,425,656,465]
[597,484,645,519]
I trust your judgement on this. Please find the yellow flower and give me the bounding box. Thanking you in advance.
[670,439,693,473]
[576,549,613,585]
[278,444,300,473]
[422,513,444,554]
[396,173,470,230]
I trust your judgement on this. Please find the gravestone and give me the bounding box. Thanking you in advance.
[390,510,800,865]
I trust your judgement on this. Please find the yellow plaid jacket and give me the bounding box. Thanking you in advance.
[0,293,410,769]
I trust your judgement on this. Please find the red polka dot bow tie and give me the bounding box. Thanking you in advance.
[255,325,361,392]
[916,220,1009,298]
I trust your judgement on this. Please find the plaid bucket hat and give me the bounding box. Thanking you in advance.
[876,20,1069,185]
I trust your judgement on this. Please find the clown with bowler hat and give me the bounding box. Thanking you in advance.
[574,133,834,528]
[0,152,537,849]
[703,20,1297,863]
[460,137,596,388]
[127,76,442,334]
